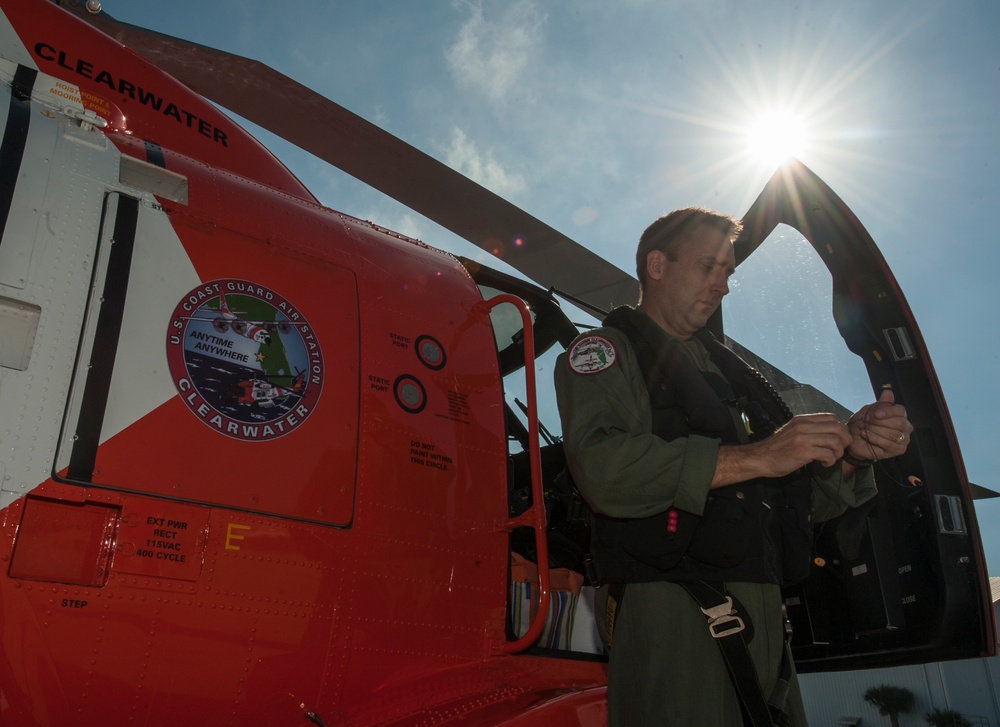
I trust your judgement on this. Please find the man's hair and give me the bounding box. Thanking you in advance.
[635,207,742,289]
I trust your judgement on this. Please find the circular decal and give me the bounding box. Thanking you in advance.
[166,280,323,441]
[393,375,427,414]
[415,334,446,370]
[567,335,617,374]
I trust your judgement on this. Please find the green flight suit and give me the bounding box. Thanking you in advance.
[554,323,877,727]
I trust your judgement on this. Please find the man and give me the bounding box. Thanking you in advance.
[554,207,912,726]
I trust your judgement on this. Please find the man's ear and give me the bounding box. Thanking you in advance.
[645,249,667,282]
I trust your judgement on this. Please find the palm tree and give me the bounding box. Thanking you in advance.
[864,684,915,727]
[925,708,972,727]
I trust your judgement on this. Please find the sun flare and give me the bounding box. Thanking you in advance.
[744,110,809,166]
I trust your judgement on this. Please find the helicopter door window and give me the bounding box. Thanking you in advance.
[724,225,872,415]
[502,344,564,453]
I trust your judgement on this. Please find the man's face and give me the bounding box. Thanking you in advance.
[640,224,736,340]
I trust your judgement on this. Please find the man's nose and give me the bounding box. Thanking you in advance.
[713,271,730,296]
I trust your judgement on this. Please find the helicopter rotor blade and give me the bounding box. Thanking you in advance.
[60,2,638,313]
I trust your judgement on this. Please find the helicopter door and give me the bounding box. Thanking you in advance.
[54,192,360,527]
[719,160,995,670]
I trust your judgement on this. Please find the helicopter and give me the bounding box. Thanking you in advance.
[180,288,307,346]
[231,372,307,409]
[0,1,993,725]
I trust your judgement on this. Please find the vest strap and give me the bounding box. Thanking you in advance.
[680,581,781,727]
[600,579,794,725]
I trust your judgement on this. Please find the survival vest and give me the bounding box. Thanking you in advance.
[587,307,815,586]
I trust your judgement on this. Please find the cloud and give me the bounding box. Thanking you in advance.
[572,206,599,227]
[442,127,526,197]
[446,0,546,105]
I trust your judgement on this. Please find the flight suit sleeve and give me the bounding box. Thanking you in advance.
[809,462,878,523]
[554,329,718,519]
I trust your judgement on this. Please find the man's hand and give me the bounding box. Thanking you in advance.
[712,413,851,488]
[846,389,912,462]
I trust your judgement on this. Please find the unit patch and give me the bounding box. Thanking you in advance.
[166,280,323,441]
[568,335,617,374]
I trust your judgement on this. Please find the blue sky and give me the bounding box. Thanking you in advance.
[110,1,1000,569]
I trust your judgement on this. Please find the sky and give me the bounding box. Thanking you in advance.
[107,1,1000,570]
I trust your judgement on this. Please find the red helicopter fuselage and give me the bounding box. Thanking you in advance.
[0,2,606,724]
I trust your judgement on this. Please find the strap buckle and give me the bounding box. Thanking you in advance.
[700,596,746,639]
[781,603,794,642]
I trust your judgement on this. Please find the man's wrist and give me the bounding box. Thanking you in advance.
[712,442,767,488]
[843,452,875,468]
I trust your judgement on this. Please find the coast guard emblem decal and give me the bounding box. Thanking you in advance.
[166,279,323,441]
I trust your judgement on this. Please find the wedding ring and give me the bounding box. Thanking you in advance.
[896,433,905,444]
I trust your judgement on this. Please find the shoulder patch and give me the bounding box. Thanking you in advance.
[568,335,618,374]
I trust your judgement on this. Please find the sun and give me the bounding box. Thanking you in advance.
[743,110,809,166]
